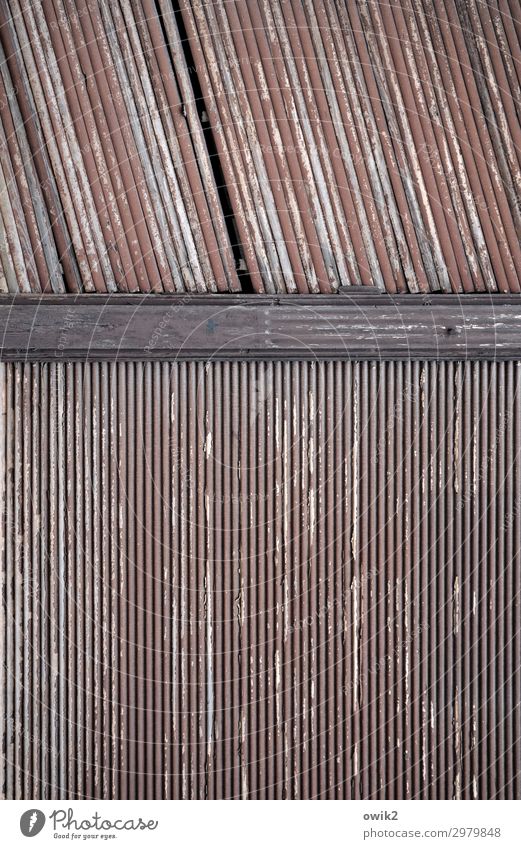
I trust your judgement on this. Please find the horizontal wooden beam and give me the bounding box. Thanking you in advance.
[0,293,520,360]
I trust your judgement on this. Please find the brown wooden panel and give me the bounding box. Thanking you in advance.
[1,361,519,798]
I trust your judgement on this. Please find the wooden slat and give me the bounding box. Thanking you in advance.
[1,294,521,360]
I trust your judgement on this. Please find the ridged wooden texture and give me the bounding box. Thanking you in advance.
[0,361,520,798]
[3,1,521,293]
[179,0,521,293]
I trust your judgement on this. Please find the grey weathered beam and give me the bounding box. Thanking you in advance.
[0,293,520,360]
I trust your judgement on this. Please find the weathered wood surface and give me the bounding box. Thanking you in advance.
[0,294,520,360]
